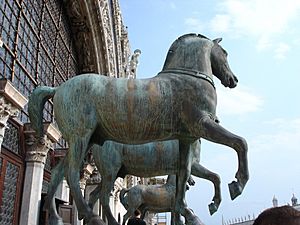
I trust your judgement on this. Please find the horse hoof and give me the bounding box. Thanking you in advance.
[88,216,106,225]
[208,202,218,215]
[228,181,243,200]
[184,209,205,225]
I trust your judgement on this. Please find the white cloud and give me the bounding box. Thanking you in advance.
[256,35,273,51]
[216,85,264,116]
[214,0,300,36]
[250,118,300,154]
[274,42,290,60]
[211,0,300,56]
[210,14,231,33]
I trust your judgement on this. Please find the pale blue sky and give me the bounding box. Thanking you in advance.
[119,1,300,224]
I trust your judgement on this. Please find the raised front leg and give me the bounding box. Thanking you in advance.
[199,116,249,200]
[191,163,221,215]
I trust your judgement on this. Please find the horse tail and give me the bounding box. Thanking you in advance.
[28,86,56,139]
[119,188,129,209]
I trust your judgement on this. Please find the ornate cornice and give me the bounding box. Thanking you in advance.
[0,79,27,149]
[0,79,28,111]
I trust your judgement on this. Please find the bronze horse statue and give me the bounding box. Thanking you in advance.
[119,175,194,225]
[28,33,248,225]
[44,140,221,225]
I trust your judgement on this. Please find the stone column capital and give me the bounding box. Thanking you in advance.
[24,123,61,164]
[79,163,94,190]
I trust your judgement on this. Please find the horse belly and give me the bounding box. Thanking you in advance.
[142,187,174,209]
[95,78,176,143]
[122,141,179,177]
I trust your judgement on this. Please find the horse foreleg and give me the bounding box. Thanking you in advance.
[99,179,119,225]
[45,158,65,225]
[200,117,249,200]
[191,163,221,215]
[175,141,192,225]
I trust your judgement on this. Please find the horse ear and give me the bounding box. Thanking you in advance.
[213,38,222,44]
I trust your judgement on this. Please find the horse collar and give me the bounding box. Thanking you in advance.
[159,69,215,89]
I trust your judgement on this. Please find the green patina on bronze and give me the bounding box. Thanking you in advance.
[28,33,248,225]
[44,140,221,225]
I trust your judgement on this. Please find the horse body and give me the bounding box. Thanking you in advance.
[119,175,177,225]
[28,33,248,225]
[52,73,216,144]
[88,140,221,219]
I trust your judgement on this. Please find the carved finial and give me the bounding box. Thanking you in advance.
[273,195,278,207]
[291,193,298,206]
[127,49,141,79]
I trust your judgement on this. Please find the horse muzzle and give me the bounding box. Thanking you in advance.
[223,74,238,88]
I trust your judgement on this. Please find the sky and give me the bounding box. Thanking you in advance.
[119,1,300,225]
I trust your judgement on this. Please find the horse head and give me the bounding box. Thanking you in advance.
[161,33,238,88]
[211,38,238,88]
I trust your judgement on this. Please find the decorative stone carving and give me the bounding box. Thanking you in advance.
[79,163,95,190]
[97,0,116,77]
[127,49,141,79]
[63,0,95,73]
[24,123,61,164]
[113,178,124,202]
[0,79,27,150]
[121,25,131,77]
[87,168,102,185]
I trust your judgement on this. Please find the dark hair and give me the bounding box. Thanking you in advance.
[253,206,300,225]
[134,209,141,217]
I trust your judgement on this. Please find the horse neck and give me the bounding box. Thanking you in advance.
[162,38,213,76]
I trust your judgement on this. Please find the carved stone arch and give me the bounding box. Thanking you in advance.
[62,0,131,77]
[61,0,103,74]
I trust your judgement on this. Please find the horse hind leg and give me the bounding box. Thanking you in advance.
[199,116,249,200]
[46,159,66,225]
[64,136,96,223]
[191,163,221,215]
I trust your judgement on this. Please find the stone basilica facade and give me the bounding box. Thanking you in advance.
[0,0,143,224]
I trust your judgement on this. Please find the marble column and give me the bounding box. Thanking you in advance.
[19,123,61,225]
[55,179,70,203]
[0,79,27,152]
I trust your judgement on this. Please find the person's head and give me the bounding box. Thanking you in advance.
[253,205,300,225]
[134,209,141,218]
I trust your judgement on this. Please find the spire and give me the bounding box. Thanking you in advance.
[291,194,298,206]
[272,195,278,207]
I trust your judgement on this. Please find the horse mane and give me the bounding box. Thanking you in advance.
[253,205,300,225]
[162,33,213,71]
